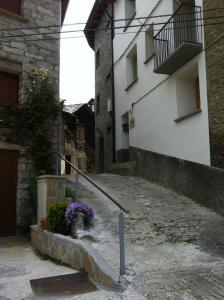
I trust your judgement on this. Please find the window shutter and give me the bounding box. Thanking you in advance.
[0,71,19,106]
[0,0,21,15]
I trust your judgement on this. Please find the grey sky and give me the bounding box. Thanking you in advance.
[60,0,95,105]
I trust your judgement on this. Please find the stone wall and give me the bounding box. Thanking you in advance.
[130,146,224,215]
[204,0,224,168]
[94,5,113,173]
[0,0,61,225]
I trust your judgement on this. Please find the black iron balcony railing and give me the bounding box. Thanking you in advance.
[154,5,203,75]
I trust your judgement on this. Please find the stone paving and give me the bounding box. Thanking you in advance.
[75,174,224,299]
[2,174,224,299]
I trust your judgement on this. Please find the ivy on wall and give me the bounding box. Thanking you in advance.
[0,67,63,175]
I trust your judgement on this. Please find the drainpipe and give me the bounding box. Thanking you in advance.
[111,4,116,163]
[104,4,116,164]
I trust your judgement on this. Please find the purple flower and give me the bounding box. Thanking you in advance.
[65,202,94,224]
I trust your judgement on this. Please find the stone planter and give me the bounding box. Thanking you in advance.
[31,225,120,290]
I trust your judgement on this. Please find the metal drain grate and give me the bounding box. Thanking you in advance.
[30,272,97,296]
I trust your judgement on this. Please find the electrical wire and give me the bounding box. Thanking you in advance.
[0,20,222,44]
[0,6,223,33]
[0,14,223,41]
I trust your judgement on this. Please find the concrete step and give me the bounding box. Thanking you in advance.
[109,161,136,176]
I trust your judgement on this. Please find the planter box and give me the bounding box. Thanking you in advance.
[31,225,120,290]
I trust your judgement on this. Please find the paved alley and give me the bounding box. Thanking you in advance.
[76,174,224,299]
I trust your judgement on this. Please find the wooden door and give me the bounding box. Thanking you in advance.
[65,155,71,175]
[0,149,18,236]
[99,137,104,173]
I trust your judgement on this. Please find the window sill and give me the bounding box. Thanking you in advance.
[174,109,202,123]
[144,54,155,65]
[125,78,138,91]
[123,12,136,32]
[0,8,28,23]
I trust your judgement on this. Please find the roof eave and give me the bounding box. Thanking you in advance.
[84,0,115,49]
[61,0,70,25]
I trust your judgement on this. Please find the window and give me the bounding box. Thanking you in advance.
[126,45,138,88]
[95,47,100,69]
[175,65,201,121]
[77,127,85,141]
[0,0,21,15]
[125,0,136,27]
[96,95,100,115]
[195,77,201,110]
[0,71,19,106]
[145,24,154,62]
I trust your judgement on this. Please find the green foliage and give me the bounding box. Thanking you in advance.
[46,201,70,235]
[18,178,37,235]
[0,67,63,175]
[18,208,37,236]
[65,187,76,200]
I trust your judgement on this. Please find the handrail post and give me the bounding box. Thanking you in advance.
[119,211,125,276]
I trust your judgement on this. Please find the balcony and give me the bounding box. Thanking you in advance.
[154,5,203,75]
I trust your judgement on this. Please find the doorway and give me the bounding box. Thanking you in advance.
[98,137,104,173]
[0,149,18,236]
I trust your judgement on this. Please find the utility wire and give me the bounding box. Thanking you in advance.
[0,15,223,40]
[0,20,223,44]
[0,6,223,33]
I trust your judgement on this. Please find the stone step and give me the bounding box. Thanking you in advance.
[109,161,136,176]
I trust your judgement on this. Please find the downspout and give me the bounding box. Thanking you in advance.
[111,3,116,163]
[102,3,116,163]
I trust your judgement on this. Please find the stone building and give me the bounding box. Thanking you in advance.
[203,0,224,168]
[0,0,69,236]
[84,0,224,212]
[84,0,115,173]
[61,102,95,175]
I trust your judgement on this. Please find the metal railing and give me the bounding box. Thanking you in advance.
[59,153,128,276]
[154,4,202,70]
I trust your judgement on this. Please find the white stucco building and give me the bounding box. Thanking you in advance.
[113,0,210,166]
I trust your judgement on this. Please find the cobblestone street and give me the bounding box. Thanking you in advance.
[77,174,224,299]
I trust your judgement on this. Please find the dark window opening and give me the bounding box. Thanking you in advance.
[0,0,21,15]
[0,71,19,106]
[96,95,100,115]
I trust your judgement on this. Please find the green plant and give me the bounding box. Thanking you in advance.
[46,201,70,235]
[0,67,63,175]
[18,178,37,236]
[65,187,76,200]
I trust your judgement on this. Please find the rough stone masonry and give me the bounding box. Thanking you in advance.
[0,0,61,225]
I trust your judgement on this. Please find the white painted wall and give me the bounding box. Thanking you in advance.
[113,0,211,165]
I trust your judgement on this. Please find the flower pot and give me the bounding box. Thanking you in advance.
[39,218,46,231]
[71,213,85,238]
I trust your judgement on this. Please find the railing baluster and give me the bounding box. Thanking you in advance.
[154,4,202,71]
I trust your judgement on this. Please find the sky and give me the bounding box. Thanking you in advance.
[60,0,95,105]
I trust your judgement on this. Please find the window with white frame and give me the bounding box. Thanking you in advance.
[145,24,154,62]
[125,0,136,27]
[126,45,138,88]
[175,64,201,120]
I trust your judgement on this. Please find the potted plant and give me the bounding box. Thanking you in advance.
[65,202,94,238]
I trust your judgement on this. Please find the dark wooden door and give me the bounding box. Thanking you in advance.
[99,137,104,173]
[65,155,71,175]
[0,149,18,236]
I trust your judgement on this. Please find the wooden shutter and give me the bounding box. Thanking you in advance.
[0,71,19,106]
[0,150,18,236]
[0,0,21,15]
[195,77,201,110]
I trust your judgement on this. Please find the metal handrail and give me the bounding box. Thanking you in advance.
[58,153,129,214]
